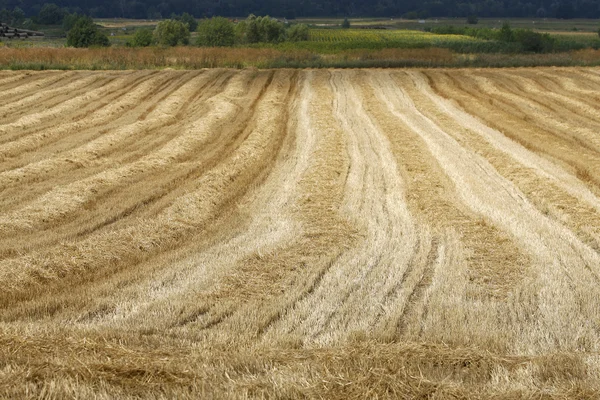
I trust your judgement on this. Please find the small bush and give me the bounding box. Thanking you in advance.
[128,28,154,47]
[154,19,190,47]
[513,29,555,52]
[342,18,350,29]
[197,17,235,47]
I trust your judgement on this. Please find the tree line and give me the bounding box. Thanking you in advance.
[1,0,600,21]
[129,15,309,47]
[43,13,309,48]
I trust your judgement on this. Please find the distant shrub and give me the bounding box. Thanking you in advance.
[153,19,190,46]
[287,24,309,42]
[513,29,555,52]
[467,15,478,24]
[66,16,110,48]
[341,18,350,28]
[496,23,555,52]
[196,17,235,47]
[128,28,154,47]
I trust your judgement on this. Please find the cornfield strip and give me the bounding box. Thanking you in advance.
[309,28,481,45]
[1,68,600,399]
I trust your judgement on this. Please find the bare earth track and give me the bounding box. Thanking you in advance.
[1,68,600,399]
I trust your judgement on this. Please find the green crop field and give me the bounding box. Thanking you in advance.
[309,28,480,44]
[266,28,484,53]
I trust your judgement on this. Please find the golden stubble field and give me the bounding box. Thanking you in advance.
[1,67,600,398]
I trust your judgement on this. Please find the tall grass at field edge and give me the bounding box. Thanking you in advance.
[1,47,600,69]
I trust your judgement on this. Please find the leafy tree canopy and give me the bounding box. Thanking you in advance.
[196,16,235,47]
[179,12,197,31]
[236,14,285,44]
[287,23,309,42]
[153,18,189,46]
[128,27,154,46]
[66,15,110,47]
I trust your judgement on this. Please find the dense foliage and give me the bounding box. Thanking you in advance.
[66,15,110,47]
[430,23,557,52]
[194,15,307,46]
[287,23,310,42]
[236,14,286,44]
[37,2,64,24]
[128,27,154,46]
[174,12,198,31]
[153,18,190,46]
[197,16,235,46]
[2,0,600,20]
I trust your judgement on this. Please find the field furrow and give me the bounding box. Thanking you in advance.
[0,71,72,102]
[0,71,160,164]
[2,68,600,399]
[268,71,430,346]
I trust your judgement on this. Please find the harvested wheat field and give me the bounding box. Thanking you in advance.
[1,67,600,398]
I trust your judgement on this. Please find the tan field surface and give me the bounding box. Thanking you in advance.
[2,68,600,398]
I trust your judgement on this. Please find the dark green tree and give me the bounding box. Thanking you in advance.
[37,3,64,24]
[66,16,110,47]
[341,17,350,28]
[196,16,235,47]
[514,29,555,52]
[180,12,197,31]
